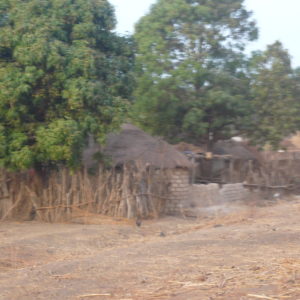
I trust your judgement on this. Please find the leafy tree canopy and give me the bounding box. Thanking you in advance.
[247,41,300,148]
[133,0,257,147]
[0,0,134,170]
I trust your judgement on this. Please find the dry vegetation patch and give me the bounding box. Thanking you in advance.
[0,199,300,299]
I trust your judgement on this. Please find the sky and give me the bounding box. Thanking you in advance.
[109,0,300,67]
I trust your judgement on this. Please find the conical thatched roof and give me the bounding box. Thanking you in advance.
[213,140,258,161]
[174,142,205,154]
[104,124,192,169]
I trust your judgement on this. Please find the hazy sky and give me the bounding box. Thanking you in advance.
[110,0,300,67]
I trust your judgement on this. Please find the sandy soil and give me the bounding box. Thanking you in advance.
[1,199,300,300]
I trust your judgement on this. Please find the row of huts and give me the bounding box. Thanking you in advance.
[1,123,300,221]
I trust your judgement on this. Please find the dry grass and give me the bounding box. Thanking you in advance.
[1,200,300,299]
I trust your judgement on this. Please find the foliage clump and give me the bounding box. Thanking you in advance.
[0,0,134,170]
[133,0,300,149]
[247,41,300,147]
[133,0,257,147]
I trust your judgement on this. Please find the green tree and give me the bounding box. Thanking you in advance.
[247,41,300,147]
[133,0,257,148]
[0,0,134,170]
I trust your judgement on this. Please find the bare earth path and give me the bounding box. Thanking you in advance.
[1,200,300,300]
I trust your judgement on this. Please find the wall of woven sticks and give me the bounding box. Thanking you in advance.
[0,165,177,222]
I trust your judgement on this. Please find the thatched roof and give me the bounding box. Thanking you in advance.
[104,124,192,169]
[213,140,258,161]
[174,142,205,154]
[261,151,300,161]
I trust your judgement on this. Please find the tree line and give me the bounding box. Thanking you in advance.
[0,0,299,171]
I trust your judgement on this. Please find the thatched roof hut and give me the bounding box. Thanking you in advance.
[104,124,192,169]
[174,142,205,154]
[261,151,300,162]
[213,140,258,161]
[81,124,193,217]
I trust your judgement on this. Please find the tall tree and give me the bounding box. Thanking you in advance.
[247,41,300,147]
[133,0,257,147]
[0,0,134,170]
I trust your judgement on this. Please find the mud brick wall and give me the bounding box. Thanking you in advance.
[165,169,190,215]
[219,183,250,203]
[187,183,221,208]
[186,183,250,210]
[165,179,250,215]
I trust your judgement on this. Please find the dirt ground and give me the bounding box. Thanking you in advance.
[1,199,300,300]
